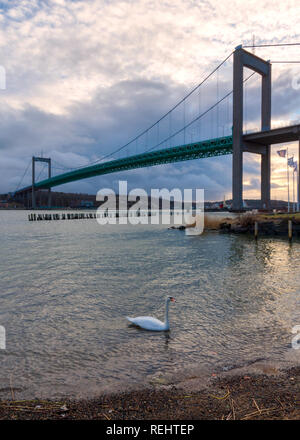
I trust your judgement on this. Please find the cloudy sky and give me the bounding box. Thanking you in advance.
[0,0,300,201]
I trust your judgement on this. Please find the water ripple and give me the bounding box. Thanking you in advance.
[0,211,300,399]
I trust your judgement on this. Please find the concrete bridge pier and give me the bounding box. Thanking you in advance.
[232,46,271,211]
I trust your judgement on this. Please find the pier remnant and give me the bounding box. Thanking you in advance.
[254,221,258,240]
[288,220,292,241]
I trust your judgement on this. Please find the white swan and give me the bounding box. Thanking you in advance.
[126,296,176,331]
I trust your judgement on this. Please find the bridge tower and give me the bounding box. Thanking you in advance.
[32,156,51,209]
[232,46,271,211]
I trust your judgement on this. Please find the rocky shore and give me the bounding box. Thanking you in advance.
[170,213,300,237]
[0,366,299,420]
[220,216,300,236]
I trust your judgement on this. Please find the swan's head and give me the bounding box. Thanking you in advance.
[167,296,176,303]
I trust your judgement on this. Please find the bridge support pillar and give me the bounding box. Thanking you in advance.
[232,48,244,211]
[47,159,52,208]
[232,46,271,211]
[261,67,271,209]
[32,157,36,209]
[261,146,270,209]
[32,156,51,209]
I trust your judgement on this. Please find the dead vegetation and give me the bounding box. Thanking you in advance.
[203,212,300,232]
[204,215,238,230]
[236,213,260,228]
[204,216,233,230]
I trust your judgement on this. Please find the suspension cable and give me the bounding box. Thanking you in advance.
[144,71,256,154]
[51,70,256,173]
[244,42,300,48]
[15,159,31,192]
[58,51,234,170]
[271,61,300,63]
[35,163,46,182]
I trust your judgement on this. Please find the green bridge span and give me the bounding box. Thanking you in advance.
[27,135,233,191]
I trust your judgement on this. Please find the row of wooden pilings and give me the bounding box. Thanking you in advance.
[254,220,294,241]
[28,211,152,221]
[29,212,98,221]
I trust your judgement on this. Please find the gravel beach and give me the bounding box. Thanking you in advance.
[0,366,299,420]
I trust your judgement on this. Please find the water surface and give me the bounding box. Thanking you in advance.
[0,210,300,399]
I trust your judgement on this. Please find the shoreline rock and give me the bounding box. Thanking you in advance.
[220,218,300,236]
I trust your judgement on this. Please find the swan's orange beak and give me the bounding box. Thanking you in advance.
[170,297,176,302]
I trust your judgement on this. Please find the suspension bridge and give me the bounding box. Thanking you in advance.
[13,44,300,210]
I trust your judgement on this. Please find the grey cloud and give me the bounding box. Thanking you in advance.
[244,178,260,190]
[1,0,300,201]
[271,182,283,189]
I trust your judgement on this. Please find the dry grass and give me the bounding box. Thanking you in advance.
[237,213,260,227]
[264,213,300,224]
[204,215,235,230]
[191,211,300,232]
[268,212,300,220]
[204,213,264,230]
[1,366,299,420]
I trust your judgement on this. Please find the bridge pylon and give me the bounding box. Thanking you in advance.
[32,156,51,209]
[232,46,271,211]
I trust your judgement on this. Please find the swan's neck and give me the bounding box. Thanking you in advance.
[164,300,170,328]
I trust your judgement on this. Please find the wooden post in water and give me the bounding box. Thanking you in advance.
[288,220,292,241]
[254,221,258,240]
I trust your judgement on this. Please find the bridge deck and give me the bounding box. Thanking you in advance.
[15,135,233,193]
[15,124,300,195]
[244,124,300,145]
